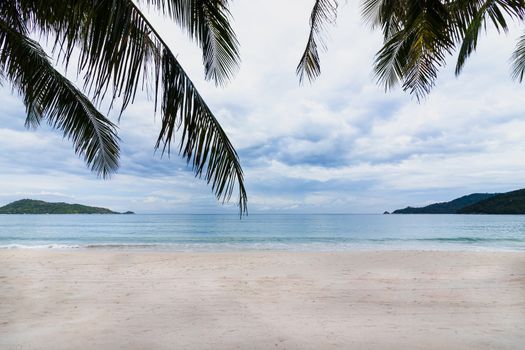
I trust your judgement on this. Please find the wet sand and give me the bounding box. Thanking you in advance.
[1,250,524,349]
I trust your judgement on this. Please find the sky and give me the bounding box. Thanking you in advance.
[1,0,525,214]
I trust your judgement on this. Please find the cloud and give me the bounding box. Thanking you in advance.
[0,1,524,213]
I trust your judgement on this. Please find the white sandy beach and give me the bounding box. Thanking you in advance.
[1,250,524,349]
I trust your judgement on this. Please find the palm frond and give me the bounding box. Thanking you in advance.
[373,0,454,100]
[454,0,525,75]
[0,18,120,178]
[139,0,240,86]
[361,0,404,38]
[511,31,525,81]
[0,1,27,33]
[367,0,525,97]
[12,0,246,214]
[157,50,247,213]
[296,0,338,83]
[373,30,410,92]
[453,4,485,75]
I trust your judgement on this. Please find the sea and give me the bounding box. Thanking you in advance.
[0,214,524,251]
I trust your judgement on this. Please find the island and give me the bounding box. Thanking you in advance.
[391,188,525,214]
[0,199,134,214]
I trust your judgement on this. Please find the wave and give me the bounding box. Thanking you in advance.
[0,243,82,249]
[367,237,525,243]
[417,237,524,243]
[1,236,524,252]
[85,244,161,249]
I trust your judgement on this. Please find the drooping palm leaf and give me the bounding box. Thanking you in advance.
[297,0,338,83]
[454,0,525,75]
[373,30,411,92]
[4,0,246,214]
[157,50,246,211]
[0,18,120,178]
[361,0,404,38]
[366,0,525,98]
[511,31,525,81]
[139,0,240,86]
[372,0,454,99]
[453,3,486,76]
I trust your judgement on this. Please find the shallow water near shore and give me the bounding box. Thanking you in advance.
[1,214,524,251]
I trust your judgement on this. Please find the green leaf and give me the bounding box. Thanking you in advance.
[138,0,240,86]
[8,0,247,214]
[511,31,525,82]
[373,0,454,100]
[0,18,120,178]
[296,0,338,83]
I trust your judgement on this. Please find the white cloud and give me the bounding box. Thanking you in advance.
[1,1,524,213]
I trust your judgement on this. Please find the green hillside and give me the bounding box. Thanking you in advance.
[0,199,123,214]
[459,189,525,214]
[392,193,497,214]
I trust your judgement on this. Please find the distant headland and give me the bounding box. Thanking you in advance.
[391,188,525,214]
[0,199,134,215]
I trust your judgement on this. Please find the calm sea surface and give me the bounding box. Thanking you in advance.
[0,214,524,251]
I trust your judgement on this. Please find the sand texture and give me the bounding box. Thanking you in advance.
[1,250,524,349]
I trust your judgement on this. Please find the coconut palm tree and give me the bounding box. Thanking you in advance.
[298,0,525,99]
[0,0,247,214]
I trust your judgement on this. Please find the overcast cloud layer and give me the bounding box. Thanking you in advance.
[1,0,524,214]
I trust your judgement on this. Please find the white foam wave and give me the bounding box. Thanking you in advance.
[0,244,81,249]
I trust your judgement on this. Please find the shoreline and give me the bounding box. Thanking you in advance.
[1,244,524,252]
[1,250,524,349]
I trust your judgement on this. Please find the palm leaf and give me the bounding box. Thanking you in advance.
[368,0,525,97]
[373,30,410,92]
[453,4,485,75]
[139,0,240,86]
[0,18,120,178]
[361,0,404,38]
[157,51,246,212]
[12,0,247,214]
[296,0,338,83]
[454,0,525,75]
[511,31,525,81]
[373,0,454,100]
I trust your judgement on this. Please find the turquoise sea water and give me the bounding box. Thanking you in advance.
[0,214,524,251]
